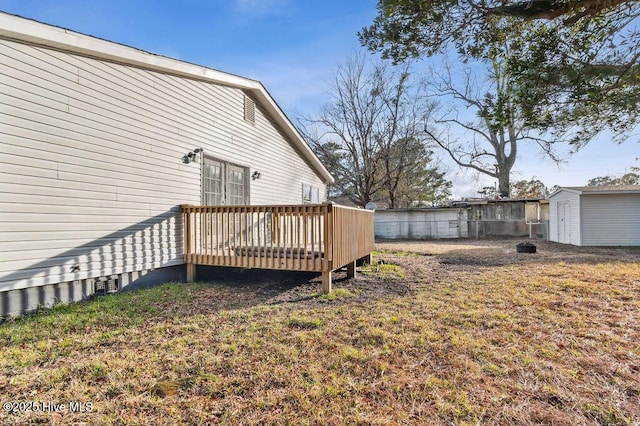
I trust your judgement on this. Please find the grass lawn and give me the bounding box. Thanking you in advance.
[1,240,639,425]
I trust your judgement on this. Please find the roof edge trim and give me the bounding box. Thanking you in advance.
[0,11,334,184]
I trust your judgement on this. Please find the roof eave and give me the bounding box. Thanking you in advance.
[551,186,640,197]
[549,187,582,198]
[248,86,334,184]
[582,190,640,195]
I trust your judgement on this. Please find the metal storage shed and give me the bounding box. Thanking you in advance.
[549,186,640,246]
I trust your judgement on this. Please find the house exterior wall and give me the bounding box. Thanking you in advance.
[581,194,640,246]
[549,190,582,245]
[375,208,468,239]
[0,36,326,316]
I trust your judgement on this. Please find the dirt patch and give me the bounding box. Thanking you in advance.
[377,239,538,278]
[193,263,414,308]
[377,238,640,269]
[378,237,640,258]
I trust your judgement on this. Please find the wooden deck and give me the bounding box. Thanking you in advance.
[181,203,375,293]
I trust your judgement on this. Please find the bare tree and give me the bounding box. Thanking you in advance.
[424,57,560,197]
[300,52,448,207]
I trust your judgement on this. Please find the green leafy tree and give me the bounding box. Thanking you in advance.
[311,141,350,199]
[587,172,640,186]
[360,0,640,146]
[510,177,549,199]
[378,137,452,207]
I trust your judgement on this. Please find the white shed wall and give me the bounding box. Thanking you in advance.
[549,190,582,245]
[375,209,467,239]
[581,194,640,246]
[0,38,326,295]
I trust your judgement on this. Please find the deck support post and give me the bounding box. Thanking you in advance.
[362,253,372,265]
[346,260,356,278]
[186,263,196,282]
[322,270,332,294]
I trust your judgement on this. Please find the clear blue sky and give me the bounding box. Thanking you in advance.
[1,0,638,197]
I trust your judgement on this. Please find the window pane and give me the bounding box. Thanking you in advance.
[228,165,245,205]
[203,161,223,205]
[302,184,311,202]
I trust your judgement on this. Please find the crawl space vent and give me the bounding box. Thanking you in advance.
[244,95,256,124]
[94,276,119,295]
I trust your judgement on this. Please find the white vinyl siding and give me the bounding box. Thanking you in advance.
[0,37,326,293]
[581,194,640,246]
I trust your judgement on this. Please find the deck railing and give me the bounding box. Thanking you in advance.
[181,203,375,292]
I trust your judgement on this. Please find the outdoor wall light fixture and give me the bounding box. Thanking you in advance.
[252,171,261,180]
[181,147,204,164]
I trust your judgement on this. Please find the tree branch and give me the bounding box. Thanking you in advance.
[425,128,497,177]
[482,0,635,23]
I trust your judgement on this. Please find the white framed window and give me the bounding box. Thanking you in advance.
[203,159,224,205]
[302,184,320,204]
[203,157,249,205]
[227,164,246,205]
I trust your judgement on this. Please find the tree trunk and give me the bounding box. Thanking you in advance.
[497,168,510,198]
[387,194,396,209]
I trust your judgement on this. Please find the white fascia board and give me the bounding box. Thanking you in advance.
[0,12,334,184]
[249,86,334,184]
[548,187,581,198]
[583,190,640,196]
[547,190,562,198]
[0,12,250,88]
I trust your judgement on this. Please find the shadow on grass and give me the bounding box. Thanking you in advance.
[1,262,391,338]
[196,266,323,306]
[0,267,325,338]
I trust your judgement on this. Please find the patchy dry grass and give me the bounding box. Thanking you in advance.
[360,260,406,278]
[1,240,639,425]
